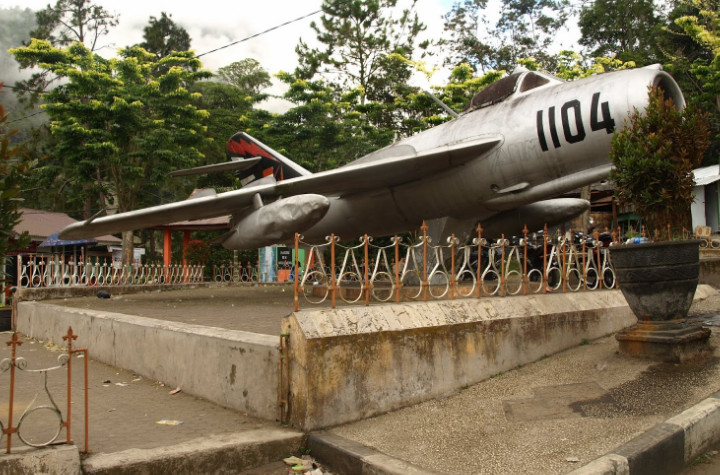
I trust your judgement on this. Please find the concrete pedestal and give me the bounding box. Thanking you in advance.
[616,321,712,363]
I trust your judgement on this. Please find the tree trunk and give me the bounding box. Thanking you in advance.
[122,231,134,267]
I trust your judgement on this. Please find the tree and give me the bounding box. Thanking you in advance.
[217,59,272,96]
[245,72,395,171]
[29,0,118,51]
[189,80,261,189]
[441,0,569,72]
[667,0,720,164]
[610,88,709,234]
[10,40,212,263]
[138,12,191,60]
[14,0,118,106]
[578,0,662,65]
[0,85,34,297]
[295,0,426,105]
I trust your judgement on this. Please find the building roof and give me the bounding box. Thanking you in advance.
[694,165,720,187]
[14,208,121,244]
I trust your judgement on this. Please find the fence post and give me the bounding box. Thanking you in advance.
[543,224,549,293]
[394,236,401,303]
[364,234,370,306]
[595,229,603,290]
[450,234,456,300]
[5,332,22,453]
[421,222,429,301]
[63,327,78,445]
[294,233,299,313]
[500,234,506,297]
[562,227,568,293]
[330,234,337,309]
[476,224,483,298]
[522,225,529,295]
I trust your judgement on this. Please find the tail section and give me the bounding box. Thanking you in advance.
[226,132,312,185]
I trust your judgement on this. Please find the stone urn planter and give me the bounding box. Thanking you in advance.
[610,240,710,362]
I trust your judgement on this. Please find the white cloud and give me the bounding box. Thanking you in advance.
[2,0,455,110]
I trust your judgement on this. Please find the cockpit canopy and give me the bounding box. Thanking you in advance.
[462,70,561,114]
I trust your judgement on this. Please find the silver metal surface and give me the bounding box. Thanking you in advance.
[58,66,684,249]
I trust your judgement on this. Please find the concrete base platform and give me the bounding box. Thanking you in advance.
[82,429,305,474]
[284,290,643,430]
[8,285,720,473]
[0,445,81,475]
[17,287,659,430]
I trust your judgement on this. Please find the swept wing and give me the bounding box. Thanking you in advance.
[59,135,502,240]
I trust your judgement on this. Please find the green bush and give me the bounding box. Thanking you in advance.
[610,87,709,236]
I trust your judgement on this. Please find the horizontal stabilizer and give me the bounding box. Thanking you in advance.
[169,157,262,177]
[227,132,312,182]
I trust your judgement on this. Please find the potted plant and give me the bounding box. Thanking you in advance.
[608,86,711,362]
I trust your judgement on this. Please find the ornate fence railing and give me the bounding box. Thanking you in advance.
[292,223,620,310]
[212,262,259,283]
[1,328,88,453]
[16,254,205,289]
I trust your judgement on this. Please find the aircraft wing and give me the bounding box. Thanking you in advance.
[59,135,502,239]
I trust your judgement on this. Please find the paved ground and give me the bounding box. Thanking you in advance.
[7,284,720,474]
[0,332,282,456]
[52,284,302,335]
[329,296,720,474]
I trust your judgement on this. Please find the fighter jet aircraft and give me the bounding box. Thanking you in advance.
[59,65,685,248]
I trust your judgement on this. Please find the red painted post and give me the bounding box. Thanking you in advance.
[421,222,429,301]
[522,225,529,295]
[476,224,483,298]
[450,234,456,300]
[543,224,549,293]
[63,327,78,445]
[330,234,337,309]
[500,234,506,297]
[5,333,22,453]
[364,234,370,306]
[293,233,299,313]
[394,236,401,303]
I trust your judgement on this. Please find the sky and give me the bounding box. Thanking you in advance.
[0,0,580,111]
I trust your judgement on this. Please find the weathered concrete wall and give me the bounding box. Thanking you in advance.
[700,257,720,289]
[0,445,81,475]
[16,302,279,421]
[284,290,652,431]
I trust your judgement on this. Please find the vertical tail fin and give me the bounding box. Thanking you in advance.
[226,132,312,184]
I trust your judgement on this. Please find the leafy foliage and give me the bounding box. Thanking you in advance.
[28,0,118,51]
[217,59,272,97]
[9,40,212,217]
[0,85,33,264]
[609,88,709,234]
[578,0,662,65]
[138,12,191,60]
[183,239,210,264]
[295,0,426,105]
[14,0,118,106]
[440,0,570,72]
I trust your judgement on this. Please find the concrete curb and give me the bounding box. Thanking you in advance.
[0,445,81,475]
[570,391,720,475]
[81,429,305,474]
[308,431,443,475]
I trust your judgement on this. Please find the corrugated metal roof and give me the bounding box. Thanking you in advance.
[14,208,121,244]
[694,165,720,187]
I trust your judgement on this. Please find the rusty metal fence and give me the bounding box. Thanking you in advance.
[1,328,88,453]
[16,254,204,289]
[292,223,620,311]
[212,261,259,283]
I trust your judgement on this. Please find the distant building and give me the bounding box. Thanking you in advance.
[11,208,121,256]
[692,165,720,233]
